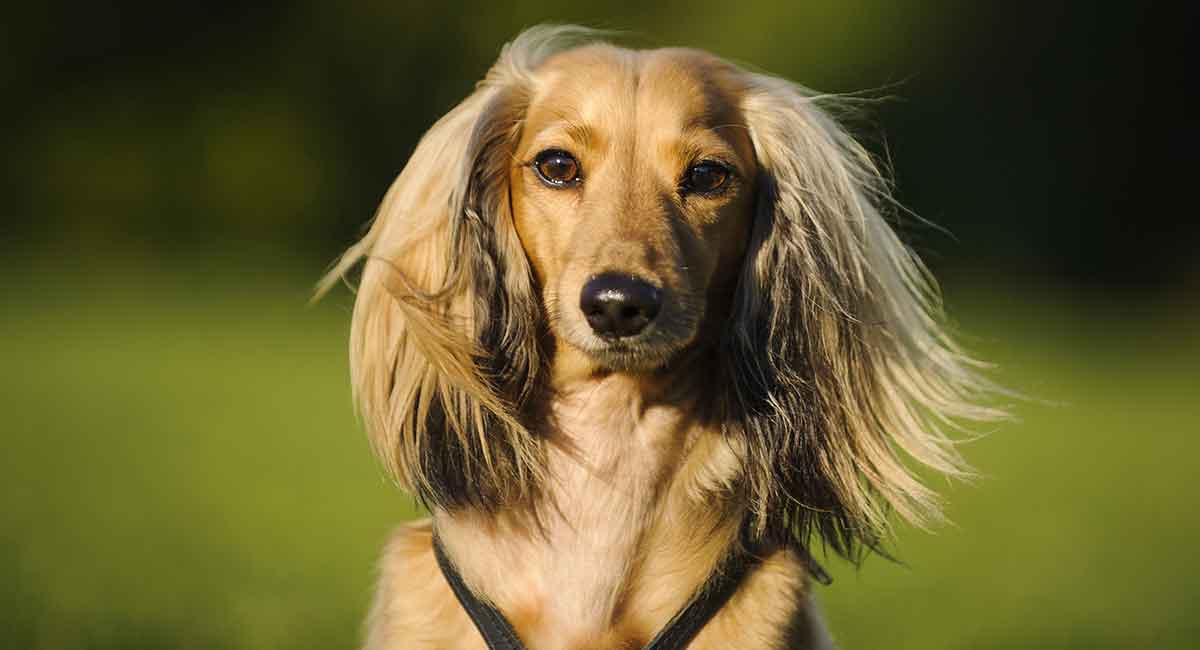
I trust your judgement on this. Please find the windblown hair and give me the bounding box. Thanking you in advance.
[318,26,1004,560]
[729,77,1004,557]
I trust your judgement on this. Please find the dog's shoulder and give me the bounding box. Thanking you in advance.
[691,546,836,650]
[363,519,485,650]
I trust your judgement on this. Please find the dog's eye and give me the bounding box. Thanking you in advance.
[682,161,730,195]
[533,149,580,187]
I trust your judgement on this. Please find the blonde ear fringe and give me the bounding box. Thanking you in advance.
[729,73,1008,555]
[312,26,615,510]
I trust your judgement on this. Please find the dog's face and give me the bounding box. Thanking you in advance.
[509,47,758,374]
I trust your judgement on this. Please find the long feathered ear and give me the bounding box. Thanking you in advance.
[315,26,599,511]
[728,74,1006,559]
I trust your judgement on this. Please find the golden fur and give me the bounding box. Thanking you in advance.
[318,25,1003,649]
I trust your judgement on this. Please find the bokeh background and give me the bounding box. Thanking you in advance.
[2,2,1195,648]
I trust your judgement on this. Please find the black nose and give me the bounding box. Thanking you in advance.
[580,273,662,339]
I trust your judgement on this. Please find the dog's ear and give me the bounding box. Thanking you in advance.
[316,27,598,511]
[728,74,1005,558]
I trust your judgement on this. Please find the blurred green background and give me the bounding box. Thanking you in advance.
[2,2,1195,649]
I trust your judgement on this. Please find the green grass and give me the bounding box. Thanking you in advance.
[2,263,1196,648]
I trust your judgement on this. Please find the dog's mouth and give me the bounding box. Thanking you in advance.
[574,331,688,373]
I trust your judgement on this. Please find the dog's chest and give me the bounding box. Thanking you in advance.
[506,397,689,647]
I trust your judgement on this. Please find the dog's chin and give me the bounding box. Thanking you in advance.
[567,330,693,375]
[587,344,675,374]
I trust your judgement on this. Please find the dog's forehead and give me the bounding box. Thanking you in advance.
[525,46,746,139]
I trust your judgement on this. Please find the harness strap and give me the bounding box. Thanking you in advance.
[431,530,802,650]
[432,534,526,650]
[642,540,759,649]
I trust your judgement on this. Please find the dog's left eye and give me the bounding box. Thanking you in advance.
[682,161,731,195]
[533,149,581,187]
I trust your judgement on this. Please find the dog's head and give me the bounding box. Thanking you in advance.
[319,26,1002,557]
[508,45,757,376]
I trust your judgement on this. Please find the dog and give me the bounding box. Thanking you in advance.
[317,25,1002,649]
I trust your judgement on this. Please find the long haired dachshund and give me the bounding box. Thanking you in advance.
[318,25,1002,650]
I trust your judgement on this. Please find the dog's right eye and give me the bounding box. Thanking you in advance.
[533,150,581,187]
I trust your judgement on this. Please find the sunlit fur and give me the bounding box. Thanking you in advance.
[318,25,1004,649]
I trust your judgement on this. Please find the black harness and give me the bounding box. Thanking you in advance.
[431,530,830,649]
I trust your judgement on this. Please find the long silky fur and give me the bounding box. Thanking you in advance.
[318,25,1005,560]
[729,74,1006,558]
[314,27,600,511]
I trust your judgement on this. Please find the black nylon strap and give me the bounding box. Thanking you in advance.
[432,533,527,650]
[431,530,797,650]
[642,541,759,649]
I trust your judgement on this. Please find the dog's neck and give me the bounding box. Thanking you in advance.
[435,355,746,648]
